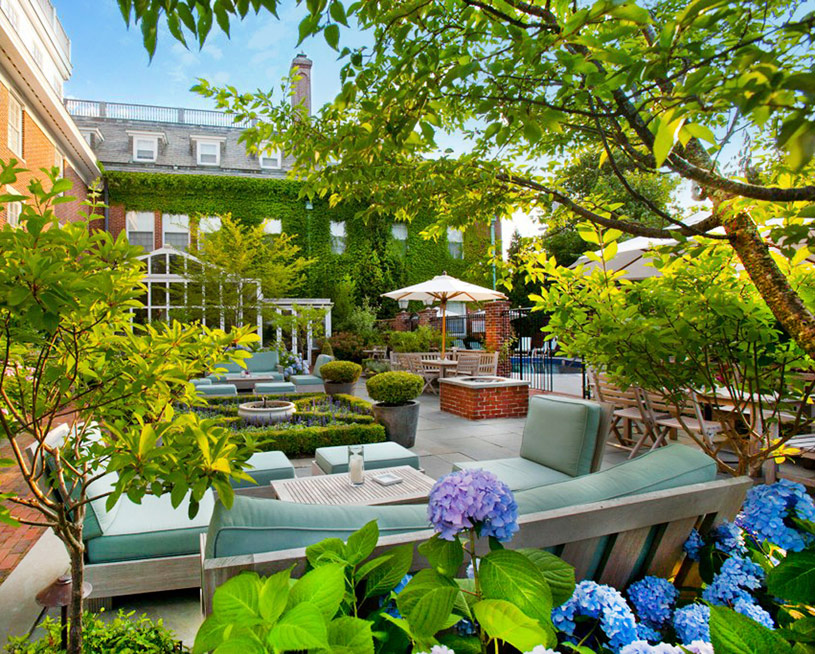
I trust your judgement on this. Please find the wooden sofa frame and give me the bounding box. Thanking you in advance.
[200,475,751,615]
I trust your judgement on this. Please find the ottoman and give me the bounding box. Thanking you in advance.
[197,383,237,396]
[190,377,212,387]
[233,450,295,496]
[255,382,296,394]
[313,441,421,475]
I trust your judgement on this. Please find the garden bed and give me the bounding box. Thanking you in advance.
[186,393,385,458]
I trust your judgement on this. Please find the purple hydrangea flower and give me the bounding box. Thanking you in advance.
[737,479,815,551]
[427,469,518,541]
[627,576,678,629]
[417,647,454,654]
[733,598,775,629]
[683,529,704,561]
[552,580,639,652]
[524,648,559,654]
[702,556,764,606]
[673,604,710,643]
[619,642,682,654]
[684,642,714,654]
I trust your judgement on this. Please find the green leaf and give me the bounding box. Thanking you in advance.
[364,543,413,599]
[326,616,375,654]
[473,599,556,651]
[710,605,794,654]
[418,533,464,576]
[268,602,329,650]
[517,548,576,607]
[479,549,553,625]
[653,117,685,167]
[683,122,718,145]
[307,537,347,567]
[289,563,346,619]
[259,568,291,624]
[324,23,340,50]
[213,635,265,654]
[329,1,348,26]
[193,615,226,654]
[346,519,379,565]
[397,574,458,640]
[767,551,815,604]
[212,573,260,624]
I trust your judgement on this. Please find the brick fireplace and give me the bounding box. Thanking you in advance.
[439,376,530,420]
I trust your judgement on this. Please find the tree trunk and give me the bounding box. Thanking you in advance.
[67,543,84,654]
[723,211,815,361]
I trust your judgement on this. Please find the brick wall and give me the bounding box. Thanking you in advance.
[484,300,512,376]
[391,311,412,331]
[0,83,89,227]
[417,308,436,327]
[440,381,529,420]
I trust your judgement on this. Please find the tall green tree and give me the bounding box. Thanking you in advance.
[0,164,257,653]
[123,0,815,357]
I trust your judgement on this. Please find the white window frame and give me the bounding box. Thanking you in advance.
[126,211,155,251]
[7,94,22,157]
[162,214,190,251]
[198,215,221,234]
[132,136,158,162]
[5,185,21,228]
[330,221,347,255]
[259,143,282,169]
[196,139,221,166]
[447,227,464,259]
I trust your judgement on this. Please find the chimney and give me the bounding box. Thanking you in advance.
[291,53,313,116]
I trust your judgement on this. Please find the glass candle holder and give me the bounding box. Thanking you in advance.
[348,445,365,486]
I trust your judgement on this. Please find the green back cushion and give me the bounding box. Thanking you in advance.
[83,472,120,540]
[207,444,715,559]
[313,354,334,379]
[520,395,601,477]
[248,350,279,373]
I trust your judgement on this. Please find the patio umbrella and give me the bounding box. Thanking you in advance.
[383,273,507,358]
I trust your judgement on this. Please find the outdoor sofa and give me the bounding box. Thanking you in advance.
[289,353,334,391]
[208,349,284,382]
[201,443,750,613]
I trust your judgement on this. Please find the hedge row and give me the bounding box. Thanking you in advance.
[242,423,386,458]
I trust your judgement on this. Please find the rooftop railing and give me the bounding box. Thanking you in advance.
[32,0,71,63]
[65,98,255,129]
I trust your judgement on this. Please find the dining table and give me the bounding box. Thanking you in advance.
[423,358,459,379]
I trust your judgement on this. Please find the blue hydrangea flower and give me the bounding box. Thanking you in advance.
[636,623,663,643]
[673,604,710,643]
[427,469,518,541]
[456,618,477,636]
[702,556,764,606]
[417,647,455,654]
[552,581,639,652]
[627,576,678,629]
[619,642,682,654]
[523,647,559,654]
[684,529,704,561]
[380,573,412,618]
[734,598,775,629]
[711,522,746,556]
[683,642,713,654]
[737,479,815,551]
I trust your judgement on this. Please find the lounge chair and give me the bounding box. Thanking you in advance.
[290,354,334,391]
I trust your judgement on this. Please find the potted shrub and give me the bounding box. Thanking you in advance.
[366,371,423,447]
[320,360,363,396]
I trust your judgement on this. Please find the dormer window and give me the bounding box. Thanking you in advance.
[259,142,282,169]
[191,136,225,167]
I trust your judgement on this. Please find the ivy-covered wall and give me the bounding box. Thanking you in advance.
[105,171,492,310]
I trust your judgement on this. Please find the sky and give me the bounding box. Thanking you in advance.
[52,1,541,253]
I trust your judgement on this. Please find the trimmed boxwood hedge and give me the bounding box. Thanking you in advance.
[198,392,385,458]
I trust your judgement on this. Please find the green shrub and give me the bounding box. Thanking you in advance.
[319,339,334,356]
[320,360,363,383]
[366,371,423,405]
[328,331,367,362]
[244,422,386,457]
[386,326,450,352]
[363,358,391,376]
[5,610,185,653]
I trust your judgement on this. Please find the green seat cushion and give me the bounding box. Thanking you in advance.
[247,350,279,374]
[312,354,334,379]
[206,444,715,560]
[452,458,572,491]
[315,442,420,474]
[83,473,120,540]
[514,444,717,515]
[233,451,295,489]
[86,491,215,563]
[290,375,323,387]
[255,382,296,394]
[520,395,602,477]
[198,384,238,396]
[213,361,244,375]
[207,495,428,559]
[191,377,212,386]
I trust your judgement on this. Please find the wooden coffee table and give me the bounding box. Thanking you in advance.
[270,466,436,506]
[223,374,281,392]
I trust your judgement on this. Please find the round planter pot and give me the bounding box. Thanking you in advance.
[372,401,420,448]
[323,381,356,396]
[238,400,296,426]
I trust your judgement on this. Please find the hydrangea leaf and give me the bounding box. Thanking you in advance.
[211,572,261,624]
[766,551,815,605]
[345,519,379,565]
[473,598,556,650]
[479,549,553,626]
[363,543,413,599]
[710,605,793,654]
[418,533,464,577]
[326,616,375,654]
[288,562,346,619]
[517,548,576,607]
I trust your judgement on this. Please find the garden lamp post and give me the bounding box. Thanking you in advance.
[35,573,92,651]
[383,273,507,359]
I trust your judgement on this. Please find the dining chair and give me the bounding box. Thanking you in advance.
[588,369,653,450]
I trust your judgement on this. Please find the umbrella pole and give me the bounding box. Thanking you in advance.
[440,298,447,359]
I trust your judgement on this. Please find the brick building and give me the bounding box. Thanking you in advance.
[0,0,98,227]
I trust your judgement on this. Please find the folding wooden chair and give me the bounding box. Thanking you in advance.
[589,369,653,450]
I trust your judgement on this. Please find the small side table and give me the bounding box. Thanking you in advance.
[271,466,435,506]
